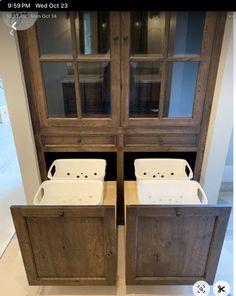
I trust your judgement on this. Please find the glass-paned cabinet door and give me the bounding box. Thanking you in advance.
[130,12,165,55]
[121,11,212,127]
[37,12,72,56]
[76,12,110,55]
[129,62,162,117]
[34,12,119,126]
[41,62,76,118]
[163,61,200,118]
[168,12,205,56]
[78,62,111,117]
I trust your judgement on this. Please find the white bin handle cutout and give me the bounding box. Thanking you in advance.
[33,184,45,205]
[197,186,208,204]
[48,163,56,179]
[186,163,193,179]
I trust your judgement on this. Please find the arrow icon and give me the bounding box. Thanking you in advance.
[12,22,17,30]
[9,21,17,36]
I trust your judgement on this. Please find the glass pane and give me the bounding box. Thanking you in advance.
[42,62,77,118]
[163,62,199,118]
[129,62,161,117]
[78,62,111,117]
[169,12,205,55]
[37,13,72,55]
[130,12,165,55]
[76,12,110,55]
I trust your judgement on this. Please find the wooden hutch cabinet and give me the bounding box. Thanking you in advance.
[17,11,227,223]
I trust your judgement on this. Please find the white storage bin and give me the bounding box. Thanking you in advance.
[33,180,104,205]
[47,159,106,180]
[134,158,193,180]
[137,180,208,205]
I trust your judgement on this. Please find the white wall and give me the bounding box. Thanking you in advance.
[225,130,233,166]
[222,130,233,182]
[0,79,6,105]
[0,19,41,204]
[200,14,233,203]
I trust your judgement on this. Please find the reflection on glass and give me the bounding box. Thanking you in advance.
[42,62,77,118]
[37,13,72,55]
[169,12,205,55]
[76,12,110,55]
[163,62,199,118]
[78,62,111,117]
[130,12,165,55]
[129,62,161,117]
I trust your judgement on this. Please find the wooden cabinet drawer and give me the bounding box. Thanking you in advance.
[124,134,198,147]
[11,204,117,285]
[42,135,116,146]
[126,204,231,285]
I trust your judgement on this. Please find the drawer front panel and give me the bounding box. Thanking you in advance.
[126,205,231,285]
[42,135,116,146]
[124,134,198,147]
[11,206,117,285]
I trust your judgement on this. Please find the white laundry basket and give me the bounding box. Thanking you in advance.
[33,180,104,205]
[47,159,106,180]
[137,180,208,205]
[134,158,193,181]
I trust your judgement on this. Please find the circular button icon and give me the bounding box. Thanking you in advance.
[192,280,210,296]
[213,280,230,295]
[1,12,38,31]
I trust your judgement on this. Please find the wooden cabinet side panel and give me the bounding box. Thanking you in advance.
[195,12,227,181]
[17,30,47,180]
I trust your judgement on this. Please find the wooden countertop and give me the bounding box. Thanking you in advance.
[103,181,117,206]
[124,181,139,205]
